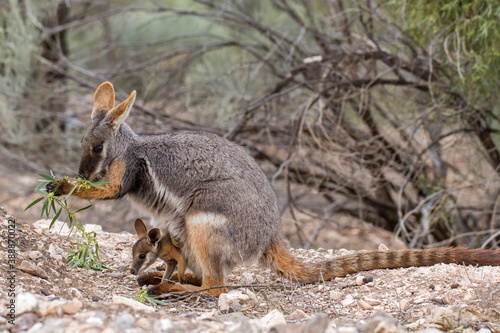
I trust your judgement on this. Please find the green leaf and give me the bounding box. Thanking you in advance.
[34,181,48,192]
[38,173,55,181]
[41,201,48,218]
[88,183,106,190]
[49,208,63,229]
[64,184,78,201]
[24,197,45,211]
[74,205,93,213]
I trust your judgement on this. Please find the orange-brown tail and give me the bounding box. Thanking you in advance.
[261,238,500,284]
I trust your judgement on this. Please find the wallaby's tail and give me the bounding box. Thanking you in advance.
[261,238,500,284]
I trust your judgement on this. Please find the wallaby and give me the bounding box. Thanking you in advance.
[131,218,186,283]
[48,82,500,297]
[131,218,202,293]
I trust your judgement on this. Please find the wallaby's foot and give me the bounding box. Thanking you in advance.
[137,272,163,286]
[46,179,71,196]
[145,282,226,297]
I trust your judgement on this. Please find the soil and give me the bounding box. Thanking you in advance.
[0,205,499,333]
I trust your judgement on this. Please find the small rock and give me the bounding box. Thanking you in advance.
[241,272,256,284]
[363,276,374,283]
[13,312,39,332]
[48,243,65,262]
[363,312,401,333]
[378,244,389,251]
[40,318,68,332]
[317,285,325,292]
[340,294,355,307]
[86,316,104,326]
[356,275,373,286]
[113,311,135,331]
[61,299,83,315]
[70,288,83,299]
[136,317,153,331]
[218,312,250,323]
[337,327,359,333]
[16,292,38,315]
[112,295,154,313]
[287,309,309,320]
[17,260,49,280]
[36,299,63,317]
[450,282,460,289]
[154,318,174,332]
[476,328,492,333]
[26,322,44,333]
[40,288,51,296]
[364,297,382,306]
[218,290,252,312]
[272,314,332,333]
[28,251,43,261]
[329,291,342,300]
[230,301,243,312]
[357,299,373,310]
[260,309,286,329]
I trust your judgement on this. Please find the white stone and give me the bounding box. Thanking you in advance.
[329,291,342,300]
[378,243,389,251]
[241,272,256,284]
[154,318,174,332]
[340,294,355,307]
[112,295,154,313]
[357,300,372,310]
[16,292,38,315]
[36,299,64,317]
[260,309,286,328]
[28,251,43,261]
[48,243,65,261]
[337,327,359,333]
[364,297,382,306]
[218,290,251,312]
[86,316,104,326]
[27,322,44,333]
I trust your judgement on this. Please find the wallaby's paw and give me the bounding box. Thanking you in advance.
[137,272,162,286]
[46,179,70,196]
[203,287,227,297]
[146,282,178,296]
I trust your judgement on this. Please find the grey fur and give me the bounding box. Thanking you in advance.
[78,86,282,279]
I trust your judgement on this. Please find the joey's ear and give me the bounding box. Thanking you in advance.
[148,228,161,246]
[134,219,147,238]
[92,82,115,120]
[105,90,136,129]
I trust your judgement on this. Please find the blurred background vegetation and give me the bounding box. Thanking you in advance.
[1,0,500,249]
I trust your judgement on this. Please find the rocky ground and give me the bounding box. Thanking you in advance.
[0,206,499,333]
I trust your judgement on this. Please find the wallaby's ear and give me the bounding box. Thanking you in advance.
[106,90,136,129]
[92,82,115,120]
[134,219,147,238]
[148,228,161,246]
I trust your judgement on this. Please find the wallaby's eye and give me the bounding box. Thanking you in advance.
[139,254,146,260]
[93,145,103,153]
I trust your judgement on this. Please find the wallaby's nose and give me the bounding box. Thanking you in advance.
[130,268,135,275]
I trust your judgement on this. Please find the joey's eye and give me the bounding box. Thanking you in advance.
[92,145,103,153]
[139,254,146,260]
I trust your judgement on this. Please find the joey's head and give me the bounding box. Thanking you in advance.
[79,82,136,181]
[130,218,162,276]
